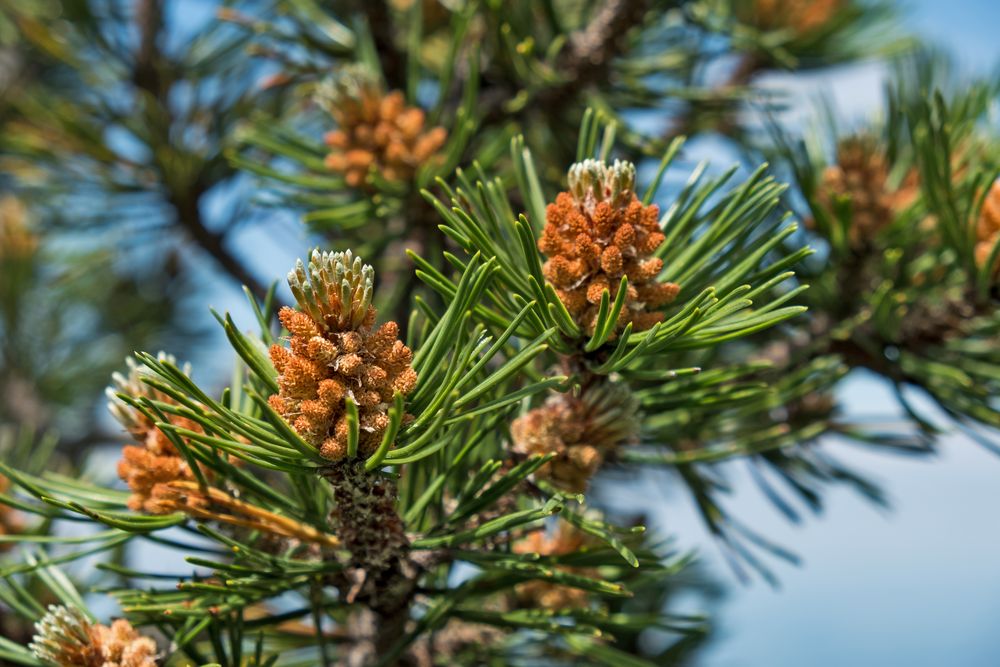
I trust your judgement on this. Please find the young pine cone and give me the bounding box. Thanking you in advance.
[975,180,1000,278]
[107,354,208,515]
[513,523,596,610]
[30,605,157,667]
[539,159,679,336]
[321,67,447,187]
[269,250,417,461]
[736,0,843,36]
[0,196,37,261]
[511,381,641,493]
[817,135,919,249]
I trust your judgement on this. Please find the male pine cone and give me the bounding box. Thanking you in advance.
[511,381,641,493]
[539,159,679,335]
[30,605,157,667]
[269,250,417,460]
[107,354,209,515]
[513,523,598,610]
[975,180,1000,278]
[817,135,919,248]
[322,67,447,187]
[736,0,843,36]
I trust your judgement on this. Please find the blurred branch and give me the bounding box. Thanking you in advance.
[132,0,163,94]
[169,191,270,302]
[129,0,268,302]
[481,0,651,123]
[363,0,406,89]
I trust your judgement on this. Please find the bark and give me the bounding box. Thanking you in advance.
[480,0,651,124]
[324,460,425,666]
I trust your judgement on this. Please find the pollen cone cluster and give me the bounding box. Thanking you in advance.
[0,196,37,261]
[108,354,208,515]
[30,605,157,667]
[513,524,596,609]
[511,381,641,493]
[975,180,1000,278]
[737,0,843,35]
[817,135,919,248]
[269,250,417,461]
[539,159,679,335]
[322,67,447,187]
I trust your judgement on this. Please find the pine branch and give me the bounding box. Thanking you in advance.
[480,0,650,123]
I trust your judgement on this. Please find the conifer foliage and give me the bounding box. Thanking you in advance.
[0,1,998,666]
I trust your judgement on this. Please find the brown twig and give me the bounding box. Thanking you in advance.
[479,0,650,124]
[362,0,407,90]
[168,189,271,302]
[131,0,270,303]
[163,481,340,548]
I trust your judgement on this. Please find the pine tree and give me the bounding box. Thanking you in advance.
[0,1,997,666]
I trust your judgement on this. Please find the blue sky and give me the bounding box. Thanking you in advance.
[909,0,1000,71]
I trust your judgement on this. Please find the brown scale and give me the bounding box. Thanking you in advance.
[324,81,447,188]
[268,299,417,461]
[539,164,679,336]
